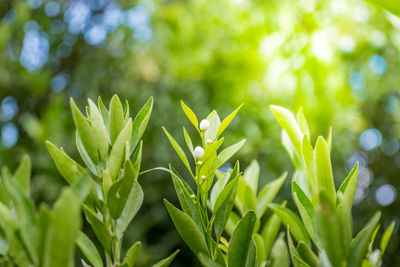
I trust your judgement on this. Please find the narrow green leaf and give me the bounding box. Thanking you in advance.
[297,108,310,138]
[262,213,281,259]
[214,139,246,169]
[301,135,316,193]
[98,96,109,129]
[204,110,221,142]
[228,210,257,267]
[152,249,179,267]
[380,221,395,258]
[13,154,31,195]
[348,212,381,267]
[109,95,125,144]
[254,234,266,265]
[70,98,98,164]
[162,127,193,175]
[297,242,318,267]
[183,127,193,155]
[287,229,302,267]
[43,189,81,267]
[109,119,132,180]
[257,172,287,217]
[268,232,290,267]
[198,253,224,267]
[314,136,336,204]
[214,176,240,238]
[88,99,109,160]
[315,190,343,267]
[116,181,144,237]
[46,141,86,184]
[123,241,141,267]
[131,97,153,150]
[76,231,103,267]
[107,161,137,219]
[245,239,257,267]
[270,105,303,155]
[164,200,208,255]
[337,162,359,210]
[292,180,315,241]
[244,159,259,195]
[83,206,112,254]
[269,203,310,244]
[216,103,243,138]
[181,101,199,131]
[76,133,97,175]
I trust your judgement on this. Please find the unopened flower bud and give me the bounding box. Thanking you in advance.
[193,146,204,159]
[190,194,196,199]
[199,119,210,131]
[201,175,206,180]
[206,139,212,144]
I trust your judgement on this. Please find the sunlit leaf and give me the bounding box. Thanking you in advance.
[152,249,179,267]
[181,101,199,132]
[216,103,243,138]
[109,95,126,145]
[131,96,153,150]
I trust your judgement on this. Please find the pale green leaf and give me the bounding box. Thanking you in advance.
[109,95,125,145]
[181,101,199,132]
[131,97,153,150]
[76,231,103,267]
[152,249,179,267]
[216,103,243,138]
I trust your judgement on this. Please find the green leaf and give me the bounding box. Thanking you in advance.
[46,141,86,184]
[245,239,257,267]
[88,99,109,160]
[109,119,132,180]
[292,180,315,241]
[76,231,103,267]
[262,213,281,259]
[257,172,287,217]
[214,176,240,238]
[169,166,202,230]
[76,133,97,175]
[297,108,310,138]
[254,233,266,265]
[107,161,137,219]
[116,181,144,237]
[243,159,259,195]
[380,221,395,258]
[243,184,257,212]
[183,127,194,155]
[314,136,336,205]
[13,154,31,195]
[315,191,343,267]
[268,232,290,267]
[70,98,98,164]
[318,251,333,267]
[162,127,193,175]
[270,105,303,155]
[287,229,303,267]
[198,253,224,267]
[364,0,400,17]
[204,110,221,142]
[348,212,381,267]
[228,210,257,267]
[337,162,359,211]
[216,103,243,138]
[164,200,208,255]
[301,135,316,193]
[83,206,112,254]
[214,139,246,169]
[131,97,153,150]
[181,101,199,132]
[109,95,126,145]
[43,189,81,267]
[123,241,141,267]
[269,203,310,244]
[98,96,109,129]
[152,249,179,267]
[297,242,318,267]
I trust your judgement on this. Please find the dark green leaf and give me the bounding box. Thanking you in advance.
[152,249,179,267]
[123,241,141,267]
[228,210,257,267]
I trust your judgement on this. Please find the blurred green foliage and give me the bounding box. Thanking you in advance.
[0,0,399,265]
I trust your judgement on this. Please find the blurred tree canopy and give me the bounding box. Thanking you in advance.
[0,0,399,265]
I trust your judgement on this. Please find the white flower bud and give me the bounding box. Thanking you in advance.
[206,139,212,144]
[193,146,204,159]
[199,119,210,131]
[190,194,196,199]
[201,175,206,180]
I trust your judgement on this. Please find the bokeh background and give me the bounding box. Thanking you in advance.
[0,0,399,265]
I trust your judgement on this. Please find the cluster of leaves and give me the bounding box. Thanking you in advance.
[0,95,179,267]
[163,102,292,267]
[0,155,90,266]
[269,105,396,267]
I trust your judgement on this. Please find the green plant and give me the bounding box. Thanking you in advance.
[0,155,91,266]
[163,102,291,266]
[222,160,289,267]
[269,105,396,267]
[46,95,177,267]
